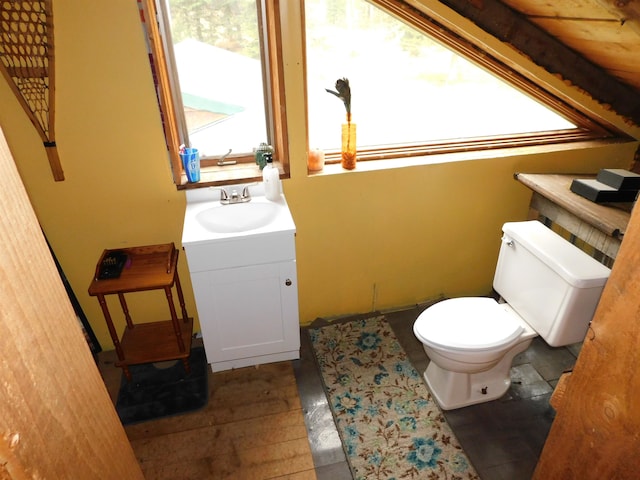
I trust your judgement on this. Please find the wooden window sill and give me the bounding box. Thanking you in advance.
[177,162,285,190]
[307,138,630,177]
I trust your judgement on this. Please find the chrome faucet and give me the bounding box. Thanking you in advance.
[220,185,251,204]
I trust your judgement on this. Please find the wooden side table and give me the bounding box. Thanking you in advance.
[88,243,193,381]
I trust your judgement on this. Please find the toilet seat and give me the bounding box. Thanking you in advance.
[414,297,524,352]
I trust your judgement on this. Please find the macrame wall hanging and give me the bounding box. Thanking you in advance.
[0,1,63,181]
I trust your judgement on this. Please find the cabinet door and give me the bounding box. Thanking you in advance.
[192,261,299,364]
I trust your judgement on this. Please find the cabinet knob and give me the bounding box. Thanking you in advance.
[285,279,292,286]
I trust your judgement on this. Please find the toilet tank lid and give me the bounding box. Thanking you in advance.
[502,221,611,288]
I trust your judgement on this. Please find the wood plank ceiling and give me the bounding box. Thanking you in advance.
[502,0,640,91]
[440,0,640,126]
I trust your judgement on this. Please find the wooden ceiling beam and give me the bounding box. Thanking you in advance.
[439,0,640,125]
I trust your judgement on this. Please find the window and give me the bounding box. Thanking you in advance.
[305,0,621,164]
[140,0,287,186]
[142,0,625,186]
[307,0,570,148]
[165,1,267,158]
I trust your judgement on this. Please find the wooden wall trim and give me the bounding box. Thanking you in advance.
[0,127,144,479]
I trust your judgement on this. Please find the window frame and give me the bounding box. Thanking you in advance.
[141,0,289,188]
[308,0,628,165]
[143,0,631,188]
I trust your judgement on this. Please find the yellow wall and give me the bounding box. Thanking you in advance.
[0,0,637,350]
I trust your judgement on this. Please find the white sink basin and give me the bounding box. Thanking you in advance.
[196,202,279,233]
[182,185,296,246]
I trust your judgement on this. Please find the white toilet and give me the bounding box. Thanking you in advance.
[413,220,611,410]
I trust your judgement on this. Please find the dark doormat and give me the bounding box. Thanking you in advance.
[115,347,209,425]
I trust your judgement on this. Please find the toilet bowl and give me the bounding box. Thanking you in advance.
[413,221,610,410]
[414,297,537,410]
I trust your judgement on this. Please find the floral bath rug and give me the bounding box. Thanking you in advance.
[308,316,479,480]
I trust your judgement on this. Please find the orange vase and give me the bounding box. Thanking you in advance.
[341,118,356,170]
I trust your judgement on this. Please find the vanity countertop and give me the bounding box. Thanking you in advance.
[182,184,295,247]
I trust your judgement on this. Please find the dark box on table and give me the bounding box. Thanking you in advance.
[570,178,639,203]
[596,168,640,190]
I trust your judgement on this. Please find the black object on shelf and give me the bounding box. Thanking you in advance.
[96,250,129,280]
[570,168,640,204]
[596,168,640,191]
[570,178,639,203]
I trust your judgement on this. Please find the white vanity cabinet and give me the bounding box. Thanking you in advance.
[190,258,299,372]
[182,190,300,373]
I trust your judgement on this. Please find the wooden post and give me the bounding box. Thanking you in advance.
[0,127,143,478]
[534,175,640,477]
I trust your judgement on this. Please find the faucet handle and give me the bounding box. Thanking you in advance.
[217,149,235,166]
[242,185,251,200]
[220,188,229,202]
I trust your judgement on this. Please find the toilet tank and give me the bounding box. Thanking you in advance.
[493,221,610,346]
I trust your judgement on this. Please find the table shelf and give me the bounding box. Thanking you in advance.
[117,318,193,367]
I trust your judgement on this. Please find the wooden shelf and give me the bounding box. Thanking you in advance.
[117,318,193,367]
[88,243,177,295]
[515,173,632,261]
[515,173,631,238]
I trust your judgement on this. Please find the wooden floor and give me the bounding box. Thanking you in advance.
[98,345,317,480]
